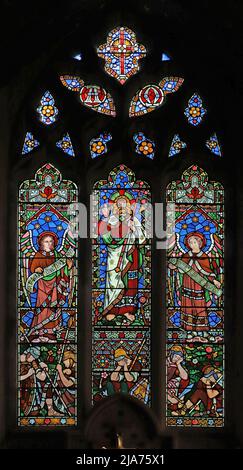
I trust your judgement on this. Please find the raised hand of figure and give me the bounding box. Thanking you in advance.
[123,358,131,369]
[128,220,135,232]
[101,204,110,218]
[56,364,63,373]
[168,263,177,270]
[213,279,221,289]
[35,267,43,273]
[66,258,73,270]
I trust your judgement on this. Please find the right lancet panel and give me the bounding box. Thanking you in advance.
[166,165,224,428]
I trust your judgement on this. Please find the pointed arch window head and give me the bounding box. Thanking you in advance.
[92,165,151,406]
[166,165,224,428]
[73,52,82,61]
[18,164,78,426]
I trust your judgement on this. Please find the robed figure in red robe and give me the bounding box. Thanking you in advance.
[169,232,222,332]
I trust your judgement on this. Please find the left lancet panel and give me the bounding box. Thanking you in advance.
[18,163,78,426]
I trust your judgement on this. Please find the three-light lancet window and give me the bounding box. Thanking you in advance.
[17,25,225,429]
[17,164,224,427]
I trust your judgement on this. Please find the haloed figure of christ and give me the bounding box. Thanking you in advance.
[98,196,146,324]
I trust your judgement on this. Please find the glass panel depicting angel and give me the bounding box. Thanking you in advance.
[18,163,78,426]
[166,165,224,427]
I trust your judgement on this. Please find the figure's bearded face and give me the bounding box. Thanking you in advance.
[114,197,130,221]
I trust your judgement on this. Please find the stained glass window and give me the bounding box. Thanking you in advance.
[97,27,147,84]
[90,132,112,159]
[133,132,155,159]
[206,134,222,157]
[60,75,116,117]
[14,14,228,438]
[37,91,59,125]
[168,134,187,157]
[73,53,82,61]
[18,163,78,426]
[166,165,224,427]
[161,52,171,62]
[22,132,40,155]
[184,93,207,126]
[92,165,151,406]
[56,133,75,157]
[129,77,183,117]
